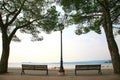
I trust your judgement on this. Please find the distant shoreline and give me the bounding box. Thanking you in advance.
[8,62,113,70]
[16,59,112,64]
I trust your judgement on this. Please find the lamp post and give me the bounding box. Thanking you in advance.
[57,14,68,75]
[57,23,65,76]
[58,29,65,75]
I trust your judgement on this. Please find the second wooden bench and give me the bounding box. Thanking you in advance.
[75,64,102,75]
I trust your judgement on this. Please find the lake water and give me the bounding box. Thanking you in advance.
[8,60,113,69]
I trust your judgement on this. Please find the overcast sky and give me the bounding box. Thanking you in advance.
[0,4,120,63]
[0,25,120,63]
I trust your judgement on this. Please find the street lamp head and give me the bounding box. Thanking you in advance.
[58,23,64,31]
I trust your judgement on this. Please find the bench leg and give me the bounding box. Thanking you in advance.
[98,70,102,75]
[46,70,48,75]
[75,70,77,75]
[21,70,25,75]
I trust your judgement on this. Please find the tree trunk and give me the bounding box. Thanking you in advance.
[102,0,120,74]
[0,29,10,73]
[0,45,10,73]
[104,26,120,74]
[105,29,120,74]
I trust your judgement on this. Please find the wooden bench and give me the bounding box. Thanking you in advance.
[75,64,102,75]
[21,64,48,75]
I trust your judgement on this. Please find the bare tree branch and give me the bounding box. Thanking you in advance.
[2,0,12,13]
[5,9,18,25]
[97,0,105,10]
[8,19,38,42]
[6,0,27,27]
[112,5,120,23]
[112,13,120,23]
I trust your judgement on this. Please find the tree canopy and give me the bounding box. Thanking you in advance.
[60,0,120,35]
[0,0,60,42]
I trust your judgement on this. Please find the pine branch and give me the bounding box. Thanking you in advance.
[6,0,27,27]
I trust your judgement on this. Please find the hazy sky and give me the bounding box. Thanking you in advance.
[0,5,120,63]
[0,25,120,63]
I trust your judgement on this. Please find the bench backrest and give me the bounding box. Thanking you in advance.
[22,64,34,70]
[75,64,101,70]
[34,65,47,70]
